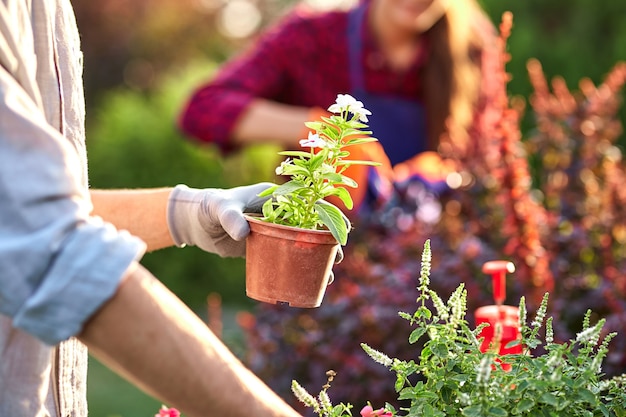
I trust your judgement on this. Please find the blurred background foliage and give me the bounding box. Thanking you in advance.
[72,0,626,415]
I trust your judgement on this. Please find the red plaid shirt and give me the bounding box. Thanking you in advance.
[179,2,499,153]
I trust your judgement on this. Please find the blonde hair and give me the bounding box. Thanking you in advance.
[421,0,490,153]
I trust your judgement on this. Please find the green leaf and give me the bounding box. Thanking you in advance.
[344,123,362,132]
[488,407,508,416]
[308,151,326,171]
[441,386,454,404]
[540,392,558,406]
[257,184,279,197]
[277,150,313,158]
[303,121,324,131]
[450,374,470,383]
[395,374,405,392]
[321,115,339,125]
[409,327,427,344]
[504,339,522,349]
[515,380,530,391]
[315,202,348,245]
[432,343,448,358]
[261,198,274,218]
[555,400,571,412]
[415,306,432,320]
[332,404,349,417]
[398,312,412,321]
[514,398,535,413]
[598,403,610,417]
[421,402,441,414]
[338,160,382,167]
[337,174,359,188]
[462,405,483,417]
[321,172,344,183]
[343,136,378,146]
[281,164,311,177]
[327,187,354,210]
[576,388,597,404]
[273,180,307,195]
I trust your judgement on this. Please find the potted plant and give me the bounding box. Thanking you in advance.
[245,94,381,308]
[292,240,626,416]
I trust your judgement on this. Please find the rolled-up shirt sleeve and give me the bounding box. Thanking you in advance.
[0,66,146,346]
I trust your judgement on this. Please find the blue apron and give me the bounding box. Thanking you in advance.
[347,2,428,166]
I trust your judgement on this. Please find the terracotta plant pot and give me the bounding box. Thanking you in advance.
[244,214,339,308]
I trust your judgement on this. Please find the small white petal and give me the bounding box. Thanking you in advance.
[328,103,342,113]
[275,158,291,175]
[350,100,365,111]
[299,132,327,148]
[336,93,357,107]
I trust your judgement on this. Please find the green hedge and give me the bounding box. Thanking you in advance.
[86,60,281,309]
[480,0,626,138]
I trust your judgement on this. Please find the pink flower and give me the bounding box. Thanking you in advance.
[299,132,327,148]
[155,405,181,417]
[360,405,392,417]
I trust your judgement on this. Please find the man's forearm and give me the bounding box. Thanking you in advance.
[90,188,174,251]
[78,262,301,417]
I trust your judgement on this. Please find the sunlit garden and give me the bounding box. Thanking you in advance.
[74,0,626,415]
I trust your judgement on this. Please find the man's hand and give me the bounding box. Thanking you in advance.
[167,182,274,257]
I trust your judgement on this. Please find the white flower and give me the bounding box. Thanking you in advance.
[299,132,327,148]
[361,343,393,367]
[353,107,372,122]
[275,158,292,175]
[429,291,449,321]
[476,355,492,384]
[318,391,332,411]
[327,93,372,122]
[328,94,357,113]
[576,321,603,346]
[291,380,321,414]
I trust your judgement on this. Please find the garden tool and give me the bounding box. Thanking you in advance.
[474,261,523,368]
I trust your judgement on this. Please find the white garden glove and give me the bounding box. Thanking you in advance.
[328,245,344,285]
[167,183,274,257]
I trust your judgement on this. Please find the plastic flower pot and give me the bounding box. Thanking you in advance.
[244,214,339,308]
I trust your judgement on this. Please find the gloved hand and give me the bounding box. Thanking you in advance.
[327,245,344,285]
[167,183,274,257]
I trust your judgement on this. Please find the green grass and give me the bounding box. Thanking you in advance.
[87,355,161,417]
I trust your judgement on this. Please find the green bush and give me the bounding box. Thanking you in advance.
[86,60,281,309]
[479,0,626,140]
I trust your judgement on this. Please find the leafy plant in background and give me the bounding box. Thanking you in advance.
[86,60,282,310]
[259,94,380,245]
[292,240,626,416]
[75,1,626,415]
[85,60,281,417]
[237,12,626,411]
[71,0,626,137]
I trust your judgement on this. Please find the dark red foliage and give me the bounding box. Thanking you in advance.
[238,13,626,411]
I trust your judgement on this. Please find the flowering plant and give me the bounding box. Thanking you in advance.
[238,12,626,407]
[292,240,626,416]
[257,94,380,245]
